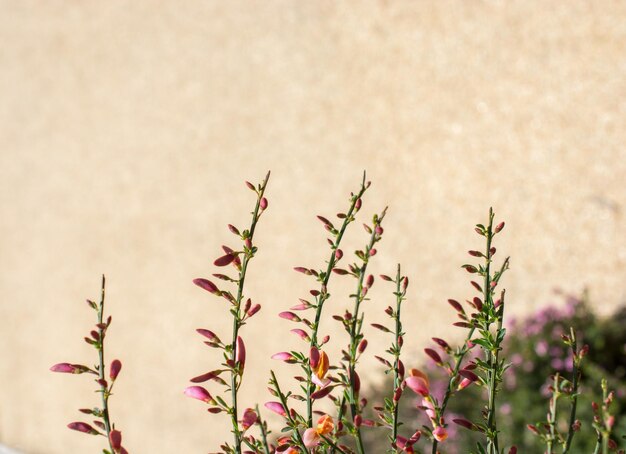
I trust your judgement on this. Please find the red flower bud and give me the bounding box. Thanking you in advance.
[193,278,219,294]
[424,348,443,365]
[109,359,122,381]
[109,430,122,449]
[358,339,368,353]
[236,336,246,370]
[495,221,505,233]
[214,253,235,267]
[260,197,268,210]
[68,422,99,435]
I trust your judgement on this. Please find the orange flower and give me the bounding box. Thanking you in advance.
[303,414,334,447]
[311,350,330,387]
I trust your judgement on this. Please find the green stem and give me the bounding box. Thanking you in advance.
[546,374,560,454]
[270,370,308,452]
[345,209,385,454]
[97,275,115,453]
[229,172,270,454]
[255,405,271,454]
[306,174,369,427]
[563,331,579,454]
[391,265,403,448]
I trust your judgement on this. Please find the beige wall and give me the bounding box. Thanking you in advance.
[1,1,625,452]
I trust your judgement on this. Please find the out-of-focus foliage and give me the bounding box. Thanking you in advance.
[363,292,626,453]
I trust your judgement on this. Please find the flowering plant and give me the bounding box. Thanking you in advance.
[50,172,624,454]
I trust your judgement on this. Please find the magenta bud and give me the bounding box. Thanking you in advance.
[358,339,368,353]
[321,335,330,345]
[247,304,261,317]
[109,430,122,449]
[184,385,213,403]
[424,348,443,365]
[495,221,505,233]
[453,418,474,430]
[236,336,246,370]
[375,226,384,235]
[271,352,296,363]
[402,276,409,291]
[241,407,258,430]
[448,299,465,313]
[228,224,240,235]
[293,267,311,275]
[309,346,320,369]
[67,422,99,435]
[355,198,362,210]
[243,298,252,313]
[260,197,268,210]
[398,335,404,347]
[354,414,362,427]
[245,238,252,249]
[50,363,79,374]
[462,265,478,273]
[369,248,377,256]
[264,401,286,417]
[214,253,235,267]
[335,249,343,260]
[290,329,309,341]
[366,274,374,288]
[432,338,450,351]
[311,386,334,400]
[393,386,403,402]
[470,281,482,292]
[468,250,482,257]
[279,311,300,322]
[380,274,393,281]
[397,360,405,377]
[245,181,255,191]
[196,329,220,342]
[193,278,219,294]
[109,359,122,381]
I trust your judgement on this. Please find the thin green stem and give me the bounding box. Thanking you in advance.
[255,404,272,454]
[306,174,369,427]
[546,374,560,454]
[344,209,385,454]
[96,275,115,453]
[391,264,404,451]
[270,370,308,452]
[563,330,580,454]
[229,172,270,454]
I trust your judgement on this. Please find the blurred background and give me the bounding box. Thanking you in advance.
[0,1,625,452]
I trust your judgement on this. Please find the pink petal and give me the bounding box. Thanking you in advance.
[193,278,219,294]
[264,401,286,417]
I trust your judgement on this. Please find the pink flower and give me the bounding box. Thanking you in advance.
[109,430,122,449]
[184,386,213,403]
[405,369,430,397]
[433,426,448,442]
[303,415,334,447]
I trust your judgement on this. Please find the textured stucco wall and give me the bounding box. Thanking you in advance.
[1,1,625,452]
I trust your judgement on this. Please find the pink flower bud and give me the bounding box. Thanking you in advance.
[335,249,343,260]
[448,299,464,313]
[279,311,300,322]
[109,359,122,381]
[260,197,268,210]
[241,408,258,430]
[453,418,474,430]
[184,386,213,403]
[462,265,478,273]
[355,198,362,210]
[272,352,296,363]
[245,181,255,191]
[236,336,246,370]
[247,304,261,317]
[196,329,220,342]
[369,248,377,256]
[311,386,334,400]
[321,335,330,345]
[424,348,443,365]
[405,376,429,396]
[68,422,99,435]
[375,226,383,235]
[366,274,374,288]
[51,363,83,374]
[228,224,240,235]
[495,221,505,233]
[193,278,219,294]
[354,415,362,427]
[402,276,409,291]
[264,401,286,417]
[309,347,320,369]
[214,253,235,267]
[109,430,122,449]
[358,339,368,353]
[290,329,309,340]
